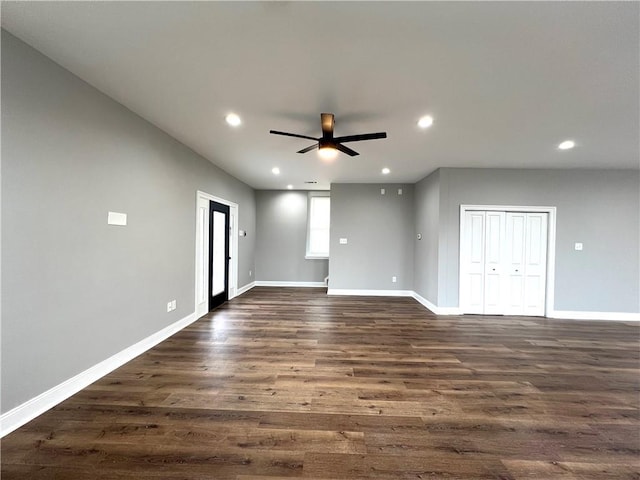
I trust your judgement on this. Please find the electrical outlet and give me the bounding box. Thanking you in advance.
[398,188,403,195]
[167,302,172,313]
[392,276,397,283]
[171,300,177,310]
[249,270,252,277]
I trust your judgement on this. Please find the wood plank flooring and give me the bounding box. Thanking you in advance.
[2,287,639,479]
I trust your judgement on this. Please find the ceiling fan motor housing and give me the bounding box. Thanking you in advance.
[319,139,335,149]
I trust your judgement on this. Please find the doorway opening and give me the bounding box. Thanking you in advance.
[209,200,230,310]
[195,191,238,318]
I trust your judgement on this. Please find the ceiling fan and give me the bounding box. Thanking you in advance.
[269,113,387,157]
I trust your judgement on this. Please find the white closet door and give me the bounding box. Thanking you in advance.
[499,212,548,316]
[460,211,486,314]
[523,213,548,316]
[484,212,506,314]
[460,208,549,317]
[505,213,526,315]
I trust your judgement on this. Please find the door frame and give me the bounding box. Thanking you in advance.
[195,190,239,318]
[458,204,557,316]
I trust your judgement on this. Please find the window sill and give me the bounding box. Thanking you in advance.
[305,255,329,260]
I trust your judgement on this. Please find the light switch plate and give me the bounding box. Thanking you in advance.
[339,238,348,244]
[574,242,583,251]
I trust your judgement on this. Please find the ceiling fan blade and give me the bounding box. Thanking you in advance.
[270,130,318,141]
[297,144,318,154]
[334,143,359,157]
[321,113,334,138]
[333,132,387,143]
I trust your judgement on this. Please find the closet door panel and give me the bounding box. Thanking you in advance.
[460,211,486,314]
[484,212,506,314]
[505,213,526,315]
[524,213,548,316]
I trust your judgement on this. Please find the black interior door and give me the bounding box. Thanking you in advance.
[208,200,230,310]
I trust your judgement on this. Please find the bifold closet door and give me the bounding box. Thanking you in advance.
[459,210,508,315]
[460,210,548,316]
[504,212,548,316]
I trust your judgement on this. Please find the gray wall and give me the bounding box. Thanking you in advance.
[413,170,440,303]
[255,190,328,282]
[436,168,640,312]
[329,184,415,290]
[1,31,256,413]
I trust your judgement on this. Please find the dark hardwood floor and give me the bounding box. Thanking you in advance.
[2,287,639,479]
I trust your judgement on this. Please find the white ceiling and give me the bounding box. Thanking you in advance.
[2,1,638,190]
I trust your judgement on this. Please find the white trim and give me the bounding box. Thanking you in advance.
[411,291,462,315]
[325,288,636,320]
[549,310,640,322]
[458,204,557,316]
[0,312,198,438]
[327,289,413,297]
[255,281,326,288]
[236,281,256,296]
[460,205,557,212]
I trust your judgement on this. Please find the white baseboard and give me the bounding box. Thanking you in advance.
[236,281,256,296]
[327,288,414,297]
[0,312,198,438]
[255,281,326,287]
[549,310,640,321]
[307,288,640,321]
[327,289,462,315]
[326,289,463,316]
[411,292,462,315]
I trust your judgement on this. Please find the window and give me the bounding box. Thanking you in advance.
[306,192,330,258]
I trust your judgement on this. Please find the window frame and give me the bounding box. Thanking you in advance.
[305,191,331,259]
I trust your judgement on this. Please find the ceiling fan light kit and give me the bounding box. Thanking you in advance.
[270,113,387,157]
[318,146,339,160]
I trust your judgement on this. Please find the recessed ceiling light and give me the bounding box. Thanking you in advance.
[418,115,434,129]
[272,167,280,175]
[558,140,575,150]
[382,167,390,175]
[287,184,293,190]
[225,113,241,127]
